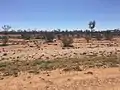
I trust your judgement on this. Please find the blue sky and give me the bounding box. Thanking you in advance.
[0,0,120,30]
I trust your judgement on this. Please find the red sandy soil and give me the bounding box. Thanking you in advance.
[0,38,120,90]
[0,68,120,90]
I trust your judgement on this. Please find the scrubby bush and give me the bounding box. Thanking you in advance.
[96,33,103,40]
[1,36,9,46]
[57,34,62,40]
[1,25,11,46]
[84,30,91,43]
[21,34,31,40]
[104,30,113,40]
[45,33,54,42]
[61,36,73,47]
[85,35,91,43]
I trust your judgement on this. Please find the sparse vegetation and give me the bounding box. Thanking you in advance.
[1,25,11,46]
[0,24,119,42]
[84,30,91,43]
[0,55,119,77]
[104,30,113,40]
[61,36,73,47]
[1,36,9,46]
[45,32,55,42]
[0,24,119,79]
[21,34,31,40]
[85,35,91,43]
[96,32,103,40]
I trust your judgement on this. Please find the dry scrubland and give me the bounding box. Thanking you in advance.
[1,38,120,90]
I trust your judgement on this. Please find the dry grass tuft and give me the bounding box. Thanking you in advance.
[0,55,120,77]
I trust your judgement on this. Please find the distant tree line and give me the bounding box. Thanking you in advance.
[0,21,120,46]
[0,28,119,38]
